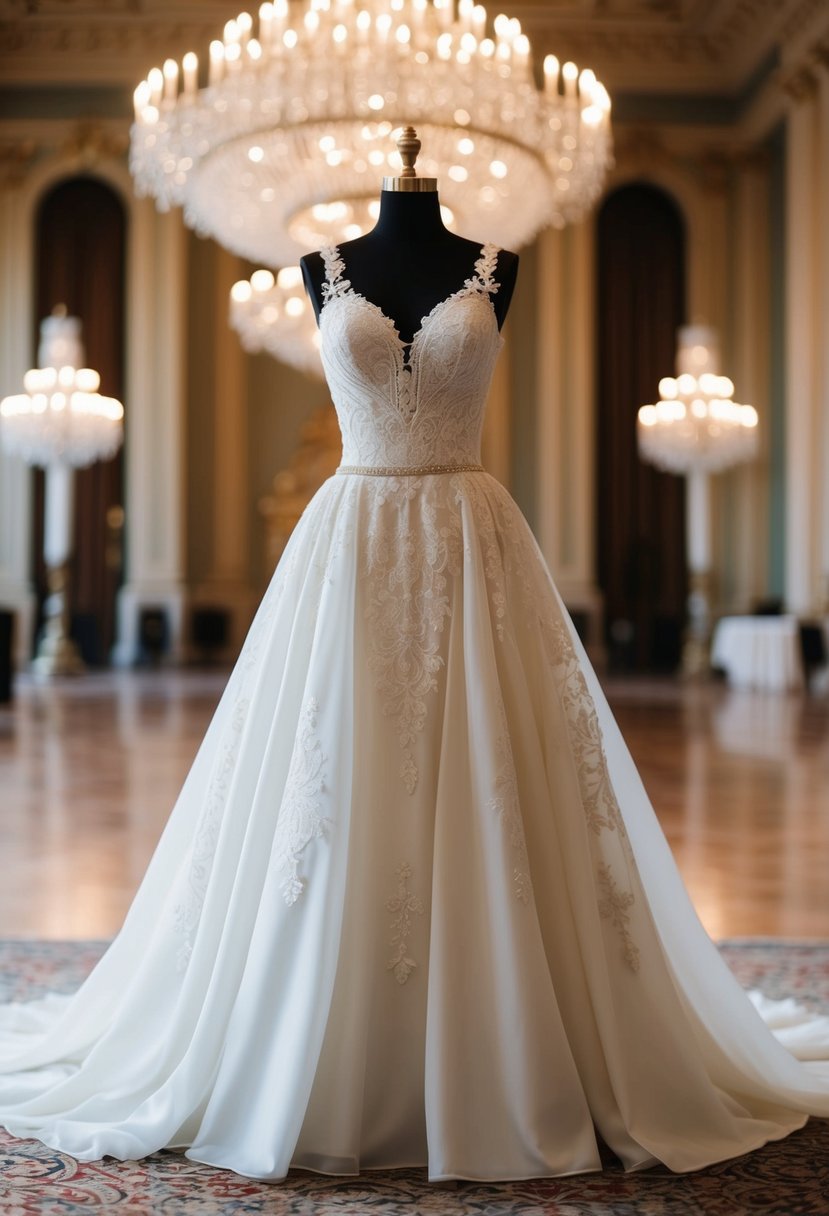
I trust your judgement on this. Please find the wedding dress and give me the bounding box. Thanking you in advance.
[1,243,828,1183]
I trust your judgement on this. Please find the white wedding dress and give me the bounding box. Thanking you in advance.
[1,243,828,1182]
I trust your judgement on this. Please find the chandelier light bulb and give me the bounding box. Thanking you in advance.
[251,268,276,291]
[277,265,303,289]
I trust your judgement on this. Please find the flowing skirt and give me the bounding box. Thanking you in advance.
[1,470,828,1181]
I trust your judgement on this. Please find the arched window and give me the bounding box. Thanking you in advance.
[595,183,687,672]
[33,176,126,664]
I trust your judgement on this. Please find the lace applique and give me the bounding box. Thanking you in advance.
[320,243,350,302]
[272,697,330,905]
[488,700,532,904]
[462,480,641,974]
[540,613,640,973]
[173,695,250,971]
[597,864,639,972]
[459,241,500,299]
[453,474,510,640]
[543,616,628,839]
[236,561,289,678]
[321,479,359,580]
[386,862,424,985]
[364,480,463,793]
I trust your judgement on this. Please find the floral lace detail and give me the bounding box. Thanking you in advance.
[461,481,641,974]
[272,697,330,905]
[386,862,424,985]
[235,561,289,679]
[543,616,628,840]
[364,479,463,793]
[452,474,513,640]
[173,695,250,971]
[597,863,640,972]
[460,241,500,298]
[488,699,532,904]
[320,244,350,302]
[540,613,640,973]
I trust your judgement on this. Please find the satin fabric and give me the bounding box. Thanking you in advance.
[0,471,827,1181]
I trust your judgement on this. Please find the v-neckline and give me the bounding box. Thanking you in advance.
[320,242,498,366]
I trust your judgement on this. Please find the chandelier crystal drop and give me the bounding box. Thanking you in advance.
[0,313,124,468]
[637,327,758,476]
[130,0,612,267]
[230,266,324,377]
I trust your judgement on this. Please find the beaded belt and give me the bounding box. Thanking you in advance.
[337,462,484,476]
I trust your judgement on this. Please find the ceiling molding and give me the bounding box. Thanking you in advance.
[0,0,826,99]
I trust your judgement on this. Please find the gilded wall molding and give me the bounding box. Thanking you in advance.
[0,139,38,187]
[0,122,129,190]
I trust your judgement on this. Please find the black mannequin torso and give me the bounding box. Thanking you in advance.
[301,190,518,345]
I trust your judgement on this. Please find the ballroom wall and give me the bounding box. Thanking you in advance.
[0,2,827,666]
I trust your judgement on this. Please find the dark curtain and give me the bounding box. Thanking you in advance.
[33,177,126,664]
[595,183,687,672]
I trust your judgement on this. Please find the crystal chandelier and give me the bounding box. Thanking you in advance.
[0,310,124,677]
[130,0,612,268]
[230,266,324,377]
[637,326,759,676]
[637,327,758,476]
[0,310,124,468]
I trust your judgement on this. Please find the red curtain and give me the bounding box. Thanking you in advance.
[33,176,126,664]
[595,183,687,672]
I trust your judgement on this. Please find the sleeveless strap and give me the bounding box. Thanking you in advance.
[320,244,350,303]
[468,242,500,296]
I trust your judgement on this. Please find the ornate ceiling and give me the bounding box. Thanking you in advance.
[0,0,825,94]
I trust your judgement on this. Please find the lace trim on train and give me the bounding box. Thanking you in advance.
[386,862,424,984]
[170,492,352,968]
[489,697,533,904]
[536,595,640,969]
[272,697,331,905]
[461,475,641,971]
[364,477,463,794]
[597,864,638,972]
[172,695,250,972]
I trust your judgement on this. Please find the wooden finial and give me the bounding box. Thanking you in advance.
[397,126,421,178]
[381,125,438,192]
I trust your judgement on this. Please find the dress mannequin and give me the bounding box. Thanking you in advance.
[301,183,518,342]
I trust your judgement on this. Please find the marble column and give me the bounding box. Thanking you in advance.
[535,223,602,655]
[190,246,257,658]
[689,161,731,619]
[114,202,189,664]
[0,181,36,664]
[819,59,829,612]
[724,151,771,611]
[783,70,824,616]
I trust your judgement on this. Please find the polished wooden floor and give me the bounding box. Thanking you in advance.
[0,669,827,940]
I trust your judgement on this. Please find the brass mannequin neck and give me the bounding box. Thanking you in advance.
[381,175,438,192]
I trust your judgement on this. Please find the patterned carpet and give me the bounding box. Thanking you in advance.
[0,939,827,1216]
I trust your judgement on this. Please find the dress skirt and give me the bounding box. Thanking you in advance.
[1,469,828,1181]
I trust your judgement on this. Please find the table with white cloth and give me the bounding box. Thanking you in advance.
[710,615,805,691]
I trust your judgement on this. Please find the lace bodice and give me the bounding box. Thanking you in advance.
[318,243,503,469]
